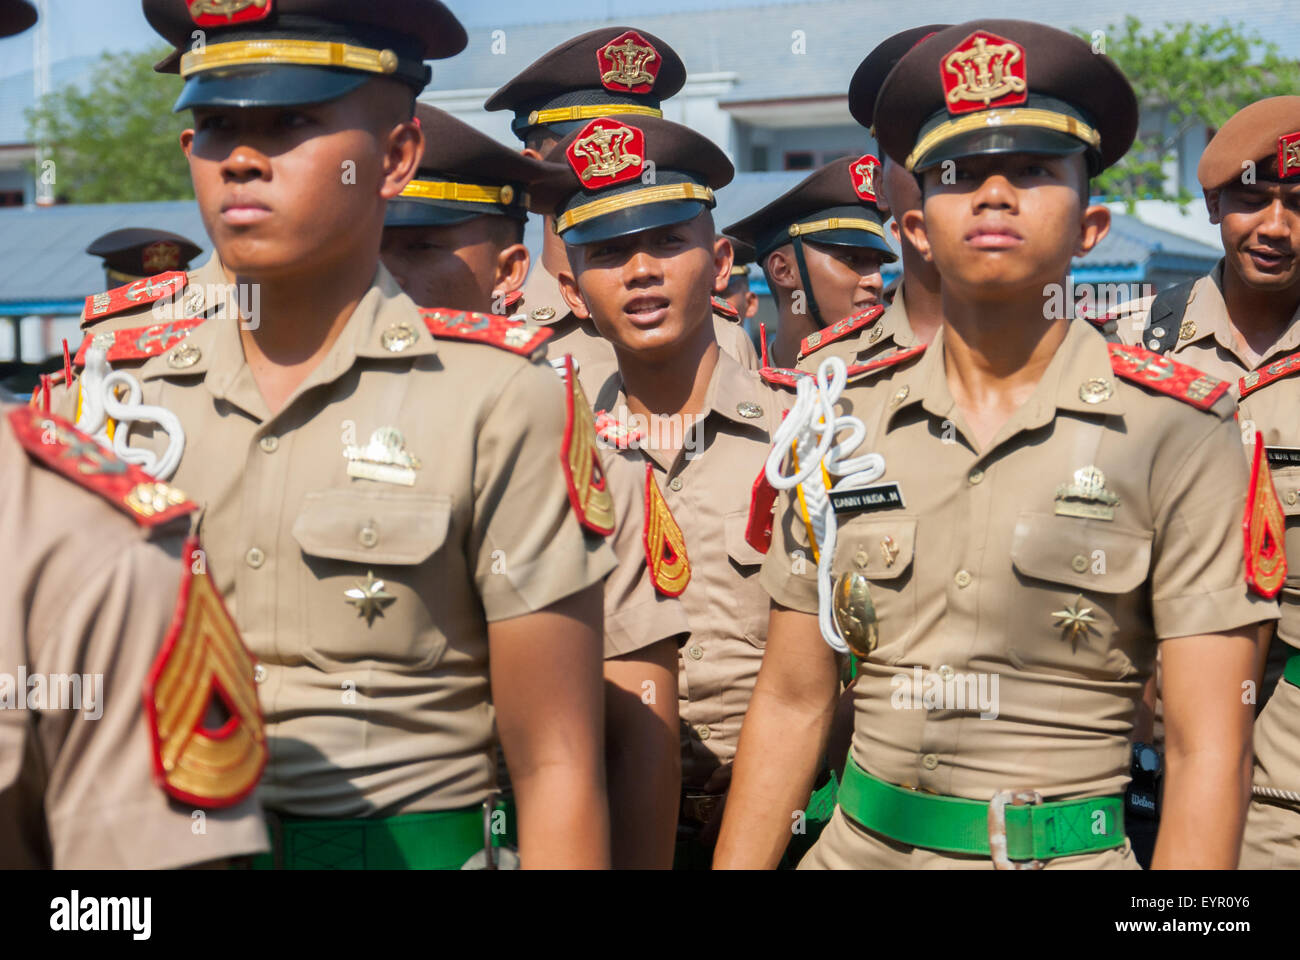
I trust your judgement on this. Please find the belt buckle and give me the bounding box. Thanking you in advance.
[682,793,722,825]
[987,789,1044,870]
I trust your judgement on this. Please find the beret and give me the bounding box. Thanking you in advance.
[1198,96,1300,190]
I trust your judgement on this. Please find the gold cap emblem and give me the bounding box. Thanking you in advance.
[597,30,660,92]
[941,31,1029,114]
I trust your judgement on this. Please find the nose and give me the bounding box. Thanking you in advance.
[972,172,1017,213]
[625,248,663,285]
[221,145,271,184]
[1256,198,1291,242]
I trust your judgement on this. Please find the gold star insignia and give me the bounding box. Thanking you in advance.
[344,570,395,626]
[1052,594,1098,649]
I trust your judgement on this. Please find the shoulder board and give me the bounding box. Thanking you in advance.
[644,463,690,596]
[421,308,552,358]
[83,271,188,326]
[1107,343,1228,411]
[758,366,806,390]
[1239,351,1300,399]
[594,409,644,449]
[560,355,615,536]
[711,295,740,323]
[7,406,196,527]
[143,534,267,809]
[799,305,885,360]
[1244,436,1287,598]
[73,318,205,367]
[845,342,927,381]
[745,460,777,554]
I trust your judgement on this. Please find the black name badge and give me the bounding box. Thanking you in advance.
[1267,446,1300,468]
[829,482,905,516]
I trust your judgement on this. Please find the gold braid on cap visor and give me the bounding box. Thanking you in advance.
[180,39,401,78]
[555,183,715,234]
[905,107,1102,172]
[528,103,662,126]
[400,179,525,207]
[787,217,885,239]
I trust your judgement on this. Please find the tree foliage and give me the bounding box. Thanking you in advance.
[1078,17,1300,209]
[26,45,192,203]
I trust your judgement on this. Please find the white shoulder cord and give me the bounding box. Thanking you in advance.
[75,344,186,481]
[764,356,885,654]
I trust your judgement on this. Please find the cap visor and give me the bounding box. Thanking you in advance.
[915,127,1087,173]
[561,199,708,247]
[174,65,369,112]
[384,201,485,229]
[804,231,897,263]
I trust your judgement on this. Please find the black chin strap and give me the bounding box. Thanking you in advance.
[790,235,824,329]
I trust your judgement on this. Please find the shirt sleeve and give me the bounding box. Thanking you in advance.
[758,485,820,614]
[472,358,616,621]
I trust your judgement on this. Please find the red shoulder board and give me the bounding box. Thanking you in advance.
[560,355,615,536]
[421,308,552,358]
[1244,436,1287,598]
[1107,343,1228,411]
[1239,351,1300,400]
[644,463,690,596]
[745,460,778,554]
[711,295,740,322]
[143,535,268,809]
[73,318,205,367]
[758,366,806,390]
[594,409,644,449]
[83,272,187,326]
[845,342,927,380]
[7,407,196,527]
[800,306,885,360]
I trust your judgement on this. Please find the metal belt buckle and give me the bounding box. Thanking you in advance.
[987,789,1044,870]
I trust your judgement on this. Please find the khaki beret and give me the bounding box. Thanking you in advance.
[1198,96,1300,190]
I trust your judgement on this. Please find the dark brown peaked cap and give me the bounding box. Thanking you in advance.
[386,104,563,227]
[847,24,951,132]
[144,0,466,110]
[724,155,896,263]
[0,0,36,37]
[86,228,203,278]
[874,19,1137,175]
[1198,96,1300,189]
[484,27,687,142]
[532,114,731,247]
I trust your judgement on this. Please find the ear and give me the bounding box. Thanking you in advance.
[557,265,591,320]
[379,118,423,200]
[492,242,531,296]
[713,234,734,295]
[764,248,800,291]
[889,219,902,245]
[900,209,932,263]
[521,147,543,161]
[743,290,760,319]
[1205,188,1223,225]
[179,128,194,159]
[1074,204,1112,258]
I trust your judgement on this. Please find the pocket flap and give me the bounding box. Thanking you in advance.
[292,489,451,565]
[725,508,767,567]
[1011,512,1152,594]
[831,517,917,580]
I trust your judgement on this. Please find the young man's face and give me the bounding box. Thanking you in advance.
[180,82,420,279]
[559,212,729,359]
[800,241,886,317]
[905,152,1107,302]
[721,276,759,320]
[381,218,528,312]
[1209,181,1300,293]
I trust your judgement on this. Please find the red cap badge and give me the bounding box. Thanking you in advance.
[941,30,1028,116]
[597,30,661,94]
[142,240,181,274]
[850,154,881,204]
[187,0,274,28]
[1279,131,1300,180]
[567,117,646,190]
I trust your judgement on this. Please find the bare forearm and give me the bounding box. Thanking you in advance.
[1152,749,1250,869]
[513,765,610,868]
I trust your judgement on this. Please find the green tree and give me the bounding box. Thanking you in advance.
[1077,17,1300,209]
[26,45,192,203]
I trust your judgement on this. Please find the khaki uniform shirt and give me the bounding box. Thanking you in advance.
[796,288,918,371]
[596,350,792,792]
[0,403,268,867]
[51,265,615,819]
[761,320,1275,866]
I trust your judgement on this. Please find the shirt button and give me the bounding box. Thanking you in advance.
[954,569,972,588]
[245,547,265,569]
[695,724,711,741]
[669,477,683,492]
[253,664,267,684]
[1288,491,1298,506]
[358,526,379,548]
[1071,554,1089,572]
[921,753,940,770]
[687,643,704,660]
[938,665,955,682]
[968,469,984,485]
[259,435,278,453]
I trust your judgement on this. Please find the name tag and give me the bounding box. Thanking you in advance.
[1266,446,1300,468]
[830,482,905,516]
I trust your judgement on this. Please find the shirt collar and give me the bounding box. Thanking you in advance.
[597,344,773,429]
[1175,261,1300,364]
[518,265,573,326]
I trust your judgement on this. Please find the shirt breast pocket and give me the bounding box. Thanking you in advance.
[725,508,770,646]
[1008,512,1153,679]
[292,489,453,670]
[1270,466,1300,595]
[830,516,917,660]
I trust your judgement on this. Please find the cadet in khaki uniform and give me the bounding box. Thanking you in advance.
[50,0,616,870]
[717,20,1275,870]
[381,104,557,314]
[0,403,268,868]
[532,114,794,868]
[726,155,896,371]
[718,236,760,327]
[486,27,759,396]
